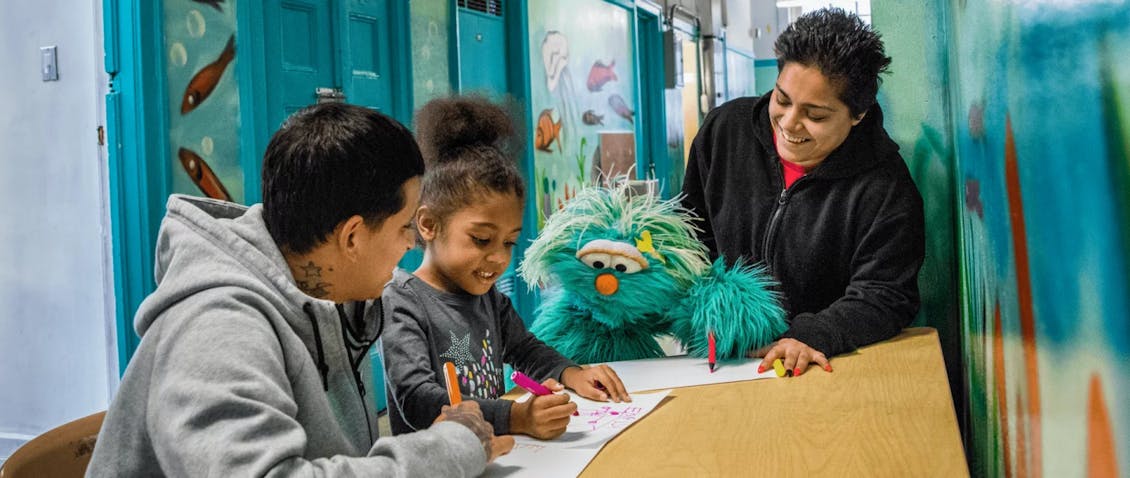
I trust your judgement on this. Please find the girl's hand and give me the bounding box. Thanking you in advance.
[750,338,832,376]
[436,401,515,462]
[510,386,576,440]
[560,365,631,403]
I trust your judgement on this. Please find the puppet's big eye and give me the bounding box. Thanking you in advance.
[580,253,612,270]
[608,256,643,274]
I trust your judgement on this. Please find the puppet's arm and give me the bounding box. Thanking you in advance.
[668,258,787,359]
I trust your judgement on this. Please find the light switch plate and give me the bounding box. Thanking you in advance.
[41,46,58,81]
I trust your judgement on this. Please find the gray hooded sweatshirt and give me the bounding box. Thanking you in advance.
[87,195,487,477]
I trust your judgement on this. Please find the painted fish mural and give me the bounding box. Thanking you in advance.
[586,59,617,92]
[191,0,224,12]
[581,109,604,126]
[608,94,634,124]
[181,34,236,115]
[178,147,232,201]
[535,108,563,153]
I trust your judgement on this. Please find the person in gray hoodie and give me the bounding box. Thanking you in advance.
[87,103,513,477]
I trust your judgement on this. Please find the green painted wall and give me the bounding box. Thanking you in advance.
[878,1,1130,476]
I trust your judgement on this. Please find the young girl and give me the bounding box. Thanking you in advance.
[382,96,630,440]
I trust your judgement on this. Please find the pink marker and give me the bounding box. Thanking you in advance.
[510,371,552,396]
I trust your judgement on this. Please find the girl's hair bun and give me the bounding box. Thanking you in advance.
[415,95,517,166]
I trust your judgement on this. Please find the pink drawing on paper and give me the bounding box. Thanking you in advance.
[577,405,644,431]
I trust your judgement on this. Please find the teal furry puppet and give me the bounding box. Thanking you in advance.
[518,183,787,364]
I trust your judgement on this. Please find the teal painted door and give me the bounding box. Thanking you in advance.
[263,0,337,130]
[457,8,508,95]
[262,0,396,413]
[263,0,393,130]
[340,0,393,112]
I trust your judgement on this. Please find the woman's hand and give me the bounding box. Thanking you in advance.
[435,401,515,462]
[509,382,577,440]
[750,338,832,376]
[560,365,631,402]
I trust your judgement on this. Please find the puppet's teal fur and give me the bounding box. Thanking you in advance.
[531,291,670,364]
[519,183,786,363]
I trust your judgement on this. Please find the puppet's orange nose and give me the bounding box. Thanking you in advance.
[594,273,619,295]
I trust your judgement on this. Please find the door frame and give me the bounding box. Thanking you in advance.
[104,0,171,373]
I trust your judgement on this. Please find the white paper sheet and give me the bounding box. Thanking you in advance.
[483,389,671,478]
[599,355,777,392]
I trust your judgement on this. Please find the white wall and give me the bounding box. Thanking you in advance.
[0,0,115,462]
[724,0,755,53]
[750,0,782,59]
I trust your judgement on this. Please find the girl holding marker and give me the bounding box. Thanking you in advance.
[381,96,630,441]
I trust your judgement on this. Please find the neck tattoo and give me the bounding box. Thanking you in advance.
[296,260,333,298]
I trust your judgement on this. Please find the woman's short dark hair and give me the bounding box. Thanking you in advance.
[261,102,424,254]
[774,8,892,117]
[414,95,525,245]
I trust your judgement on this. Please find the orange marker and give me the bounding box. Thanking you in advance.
[443,361,461,405]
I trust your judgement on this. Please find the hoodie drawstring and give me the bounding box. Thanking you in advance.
[303,303,330,391]
[335,301,382,398]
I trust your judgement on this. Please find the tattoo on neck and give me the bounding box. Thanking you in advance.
[296,261,332,298]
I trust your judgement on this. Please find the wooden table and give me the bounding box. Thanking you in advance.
[520,327,968,477]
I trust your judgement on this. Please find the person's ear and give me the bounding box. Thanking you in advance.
[337,214,368,262]
[416,206,439,242]
[851,111,867,126]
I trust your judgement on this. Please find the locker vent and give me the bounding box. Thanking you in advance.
[458,0,502,17]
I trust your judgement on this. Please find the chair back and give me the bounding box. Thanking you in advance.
[0,411,105,478]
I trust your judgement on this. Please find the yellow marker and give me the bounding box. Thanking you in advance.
[772,358,787,377]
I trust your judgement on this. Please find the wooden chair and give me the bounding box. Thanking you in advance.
[0,411,105,478]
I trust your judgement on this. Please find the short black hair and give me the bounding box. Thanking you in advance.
[262,103,424,254]
[774,8,892,117]
[414,95,524,246]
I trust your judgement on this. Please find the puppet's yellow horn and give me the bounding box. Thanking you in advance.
[636,230,664,263]
[636,230,655,254]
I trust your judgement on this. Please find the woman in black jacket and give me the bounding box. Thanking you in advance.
[681,8,925,376]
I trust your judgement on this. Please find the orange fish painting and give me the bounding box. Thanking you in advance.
[181,35,236,114]
[535,109,563,153]
[178,147,232,201]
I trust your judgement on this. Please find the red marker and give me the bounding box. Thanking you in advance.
[707,331,717,373]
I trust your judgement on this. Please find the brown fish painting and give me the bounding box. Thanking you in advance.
[178,147,232,201]
[581,109,604,126]
[586,59,617,92]
[181,35,235,114]
[535,109,563,153]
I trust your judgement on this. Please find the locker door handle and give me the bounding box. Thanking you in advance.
[315,87,346,103]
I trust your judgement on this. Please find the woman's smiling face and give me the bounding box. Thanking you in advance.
[769,62,864,170]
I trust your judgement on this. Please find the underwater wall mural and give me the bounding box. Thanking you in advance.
[526,0,638,230]
[164,0,243,203]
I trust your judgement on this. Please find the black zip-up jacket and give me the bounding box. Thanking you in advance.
[681,95,925,357]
